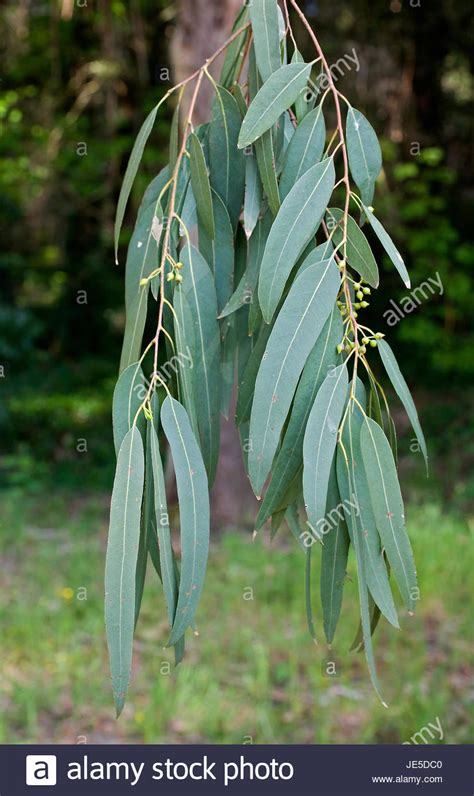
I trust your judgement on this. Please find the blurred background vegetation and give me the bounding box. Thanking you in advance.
[0,0,472,744]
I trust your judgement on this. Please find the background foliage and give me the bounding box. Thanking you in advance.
[0,0,472,743]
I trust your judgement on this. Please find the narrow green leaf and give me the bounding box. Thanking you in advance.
[112,361,146,454]
[219,5,250,88]
[179,244,221,485]
[235,320,273,426]
[254,131,280,216]
[258,157,336,322]
[221,319,237,419]
[360,416,417,611]
[169,103,180,172]
[243,151,262,238]
[238,63,312,149]
[119,286,149,374]
[279,104,326,199]
[249,0,281,82]
[209,86,245,229]
[199,189,234,313]
[161,397,210,646]
[149,423,179,629]
[139,166,170,215]
[320,464,350,644]
[378,340,428,471]
[114,103,159,263]
[303,363,348,534]
[124,201,162,311]
[342,402,400,628]
[346,106,382,207]
[173,286,199,439]
[285,504,307,551]
[326,207,379,288]
[220,210,272,319]
[105,426,144,716]
[336,447,386,705]
[255,307,342,529]
[362,204,411,288]
[249,257,340,495]
[189,132,215,239]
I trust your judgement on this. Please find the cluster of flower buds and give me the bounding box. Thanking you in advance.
[166,261,184,283]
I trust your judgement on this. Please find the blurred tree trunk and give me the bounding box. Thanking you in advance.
[170,0,259,528]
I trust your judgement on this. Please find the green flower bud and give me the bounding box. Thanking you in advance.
[175,273,183,283]
[375,332,385,339]
[359,345,367,354]
[357,290,364,300]
[166,271,175,282]
[336,343,344,354]
[361,301,369,308]
[363,287,371,295]
[362,336,369,345]
[370,339,377,347]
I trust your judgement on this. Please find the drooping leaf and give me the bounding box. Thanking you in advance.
[209,85,245,229]
[179,244,221,485]
[189,132,215,239]
[173,287,199,439]
[360,416,417,612]
[258,157,336,322]
[378,340,428,471]
[119,286,149,374]
[326,207,379,288]
[346,106,382,207]
[249,0,281,82]
[336,445,386,705]
[220,211,272,319]
[139,166,170,216]
[124,201,162,311]
[248,256,340,496]
[303,363,348,536]
[169,103,180,172]
[105,426,144,716]
[199,190,234,313]
[219,5,250,88]
[362,204,411,288]
[254,131,281,216]
[279,104,326,199]
[114,102,160,262]
[112,361,146,454]
[256,307,343,528]
[235,320,273,425]
[342,400,400,629]
[285,504,306,552]
[243,150,262,238]
[292,48,312,122]
[149,423,179,630]
[320,464,350,644]
[161,397,210,646]
[238,62,312,149]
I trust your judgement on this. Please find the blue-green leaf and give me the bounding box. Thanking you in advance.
[189,132,215,239]
[254,131,280,216]
[161,397,210,646]
[346,106,382,207]
[378,340,428,472]
[179,244,221,485]
[249,257,340,495]
[105,426,144,716]
[303,363,348,535]
[119,286,149,374]
[279,104,326,199]
[320,465,350,644]
[209,86,245,229]
[326,207,379,288]
[256,307,342,528]
[112,361,146,455]
[114,103,160,262]
[362,204,411,288]
[360,416,417,612]
[238,63,312,149]
[220,210,271,319]
[249,0,281,82]
[243,151,262,238]
[199,190,234,313]
[258,158,336,322]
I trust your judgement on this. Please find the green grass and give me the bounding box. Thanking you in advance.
[0,489,472,744]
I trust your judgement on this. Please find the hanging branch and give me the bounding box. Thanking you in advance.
[107,0,427,716]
